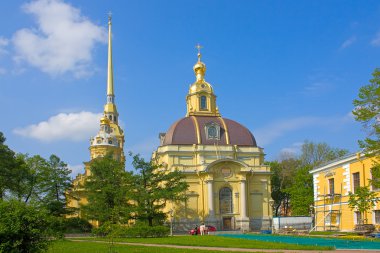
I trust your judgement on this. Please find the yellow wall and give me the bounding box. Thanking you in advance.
[154,144,272,231]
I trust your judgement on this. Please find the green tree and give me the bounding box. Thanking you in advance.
[348,186,379,224]
[131,154,188,226]
[353,69,380,187]
[285,166,314,216]
[20,155,50,204]
[353,68,380,157]
[300,140,349,167]
[370,164,380,189]
[42,155,72,216]
[0,132,18,200]
[0,200,54,253]
[271,141,348,216]
[269,159,299,216]
[82,154,133,224]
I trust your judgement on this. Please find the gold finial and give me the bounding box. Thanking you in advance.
[108,11,112,24]
[196,43,203,62]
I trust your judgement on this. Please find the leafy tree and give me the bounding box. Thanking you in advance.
[131,154,188,226]
[300,140,349,167]
[19,154,50,204]
[82,154,133,224]
[270,141,348,216]
[353,68,380,157]
[370,164,380,189]
[0,200,54,253]
[42,155,72,216]
[269,159,299,216]
[285,166,314,216]
[0,132,18,200]
[348,186,379,224]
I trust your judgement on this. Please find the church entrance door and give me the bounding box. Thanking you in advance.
[223,217,232,230]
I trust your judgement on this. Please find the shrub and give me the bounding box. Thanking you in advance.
[92,223,169,238]
[64,217,92,233]
[0,200,54,253]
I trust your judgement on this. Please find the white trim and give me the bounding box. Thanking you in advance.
[310,153,360,174]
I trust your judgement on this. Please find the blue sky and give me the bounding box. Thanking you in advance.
[1,0,379,176]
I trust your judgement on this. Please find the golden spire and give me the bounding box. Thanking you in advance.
[103,13,119,123]
[107,12,114,102]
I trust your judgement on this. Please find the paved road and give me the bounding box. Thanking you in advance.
[71,239,380,253]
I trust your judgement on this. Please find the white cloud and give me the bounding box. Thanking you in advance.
[0,37,9,55]
[255,117,319,146]
[12,0,106,77]
[0,68,6,75]
[13,111,102,142]
[280,142,303,157]
[254,113,354,146]
[371,32,380,46]
[340,36,356,49]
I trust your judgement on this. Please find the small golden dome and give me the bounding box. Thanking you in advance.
[100,116,110,125]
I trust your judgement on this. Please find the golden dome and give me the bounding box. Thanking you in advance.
[193,52,206,81]
[100,116,110,125]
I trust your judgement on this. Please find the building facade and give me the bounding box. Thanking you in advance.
[310,153,380,231]
[67,16,125,220]
[152,49,272,232]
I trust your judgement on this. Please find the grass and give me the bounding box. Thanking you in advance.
[69,235,333,250]
[48,240,279,253]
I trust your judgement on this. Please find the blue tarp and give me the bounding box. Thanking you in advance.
[218,234,380,250]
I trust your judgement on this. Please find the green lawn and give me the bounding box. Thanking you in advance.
[48,240,278,253]
[67,235,333,250]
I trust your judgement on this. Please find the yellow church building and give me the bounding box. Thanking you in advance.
[68,17,272,232]
[310,153,380,232]
[152,48,272,232]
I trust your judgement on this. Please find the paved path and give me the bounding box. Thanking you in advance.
[70,239,380,253]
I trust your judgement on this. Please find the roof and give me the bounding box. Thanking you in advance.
[162,116,257,146]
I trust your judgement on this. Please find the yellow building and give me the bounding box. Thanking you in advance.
[67,15,125,218]
[310,153,380,232]
[152,48,272,232]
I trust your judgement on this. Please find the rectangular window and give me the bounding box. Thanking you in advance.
[355,211,362,224]
[325,213,331,225]
[200,96,207,110]
[375,210,380,224]
[329,178,335,195]
[353,172,360,193]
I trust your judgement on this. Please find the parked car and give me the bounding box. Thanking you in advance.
[189,225,217,235]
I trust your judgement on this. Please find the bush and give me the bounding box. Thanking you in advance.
[64,217,92,233]
[92,223,169,238]
[0,200,54,253]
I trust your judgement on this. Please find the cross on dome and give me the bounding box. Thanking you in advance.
[196,43,203,62]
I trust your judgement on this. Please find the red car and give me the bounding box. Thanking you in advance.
[189,225,217,235]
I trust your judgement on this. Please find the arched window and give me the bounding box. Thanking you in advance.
[219,187,232,214]
[200,96,207,110]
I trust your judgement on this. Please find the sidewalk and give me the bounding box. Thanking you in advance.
[70,239,380,253]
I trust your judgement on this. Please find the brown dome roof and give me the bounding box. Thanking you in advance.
[162,116,257,146]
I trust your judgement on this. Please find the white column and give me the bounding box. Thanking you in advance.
[240,180,247,218]
[207,180,214,216]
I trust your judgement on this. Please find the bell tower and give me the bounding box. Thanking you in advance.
[186,44,220,117]
[89,13,125,162]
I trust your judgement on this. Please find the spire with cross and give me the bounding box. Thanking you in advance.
[108,11,112,24]
[196,43,203,62]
